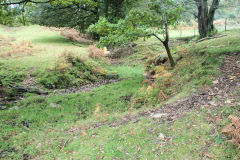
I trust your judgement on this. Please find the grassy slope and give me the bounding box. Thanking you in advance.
[0,25,88,68]
[0,26,240,159]
[0,25,145,159]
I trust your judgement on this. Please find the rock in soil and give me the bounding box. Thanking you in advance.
[9,106,19,110]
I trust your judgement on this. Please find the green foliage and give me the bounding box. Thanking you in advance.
[38,54,109,89]
[0,63,26,86]
[0,7,14,25]
[0,2,24,26]
[25,0,138,32]
[88,0,183,47]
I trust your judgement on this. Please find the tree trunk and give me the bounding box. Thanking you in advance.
[163,42,175,68]
[195,0,220,38]
[198,0,208,37]
[21,5,25,26]
[208,0,220,32]
[160,0,175,68]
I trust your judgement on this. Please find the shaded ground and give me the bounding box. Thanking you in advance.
[50,78,123,95]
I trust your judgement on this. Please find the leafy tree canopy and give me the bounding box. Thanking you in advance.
[1,0,138,31]
[88,0,183,48]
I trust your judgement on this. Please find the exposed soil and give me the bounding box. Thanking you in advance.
[22,68,38,89]
[0,77,123,109]
[0,148,18,159]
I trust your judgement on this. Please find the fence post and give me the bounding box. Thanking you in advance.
[225,18,227,32]
[194,27,195,37]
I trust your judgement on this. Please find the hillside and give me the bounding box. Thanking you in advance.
[0,25,240,159]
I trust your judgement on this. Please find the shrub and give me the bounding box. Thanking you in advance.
[88,45,107,59]
[0,40,39,59]
[38,52,109,89]
[0,63,26,86]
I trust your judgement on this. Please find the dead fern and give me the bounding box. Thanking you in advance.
[1,40,39,59]
[60,28,92,44]
[88,45,106,59]
[222,115,240,147]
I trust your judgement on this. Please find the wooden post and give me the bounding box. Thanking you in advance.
[194,27,195,37]
[225,18,227,32]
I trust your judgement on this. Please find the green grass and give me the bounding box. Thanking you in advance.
[0,75,144,159]
[0,25,146,159]
[0,25,89,73]
[149,28,240,104]
[1,25,240,159]
[1,105,239,159]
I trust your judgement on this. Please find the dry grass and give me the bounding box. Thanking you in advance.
[55,51,77,73]
[222,115,240,147]
[0,34,13,49]
[60,28,93,44]
[88,45,111,64]
[0,40,39,59]
[88,45,106,59]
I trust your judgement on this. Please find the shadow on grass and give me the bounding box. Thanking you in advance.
[32,35,72,45]
[32,35,91,47]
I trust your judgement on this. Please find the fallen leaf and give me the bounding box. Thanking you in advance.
[137,146,141,151]
[94,103,101,115]
[204,153,214,159]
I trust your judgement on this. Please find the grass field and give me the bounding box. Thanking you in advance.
[0,25,240,159]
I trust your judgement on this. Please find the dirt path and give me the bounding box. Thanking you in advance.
[89,53,240,129]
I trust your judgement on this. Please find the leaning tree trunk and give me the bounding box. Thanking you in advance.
[163,42,175,68]
[195,0,220,38]
[160,0,175,68]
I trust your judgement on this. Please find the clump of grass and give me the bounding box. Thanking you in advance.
[122,44,160,66]
[133,29,240,106]
[0,40,39,59]
[0,63,26,86]
[88,45,107,59]
[0,34,14,55]
[38,51,109,89]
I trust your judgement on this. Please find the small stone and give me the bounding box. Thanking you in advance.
[0,105,7,110]
[225,99,233,104]
[158,133,165,140]
[208,101,217,106]
[9,106,19,110]
[49,103,61,108]
[213,80,219,84]
[151,113,167,118]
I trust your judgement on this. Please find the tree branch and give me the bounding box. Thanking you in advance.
[0,0,50,6]
[152,33,164,43]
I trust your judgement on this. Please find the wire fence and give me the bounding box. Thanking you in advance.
[173,19,240,38]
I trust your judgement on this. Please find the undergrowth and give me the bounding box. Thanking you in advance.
[1,25,240,159]
[38,52,110,89]
[132,29,240,106]
[0,63,26,87]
